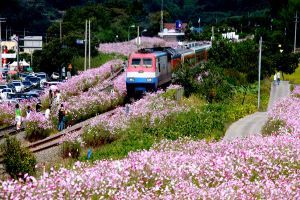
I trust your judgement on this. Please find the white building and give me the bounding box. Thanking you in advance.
[23,36,43,53]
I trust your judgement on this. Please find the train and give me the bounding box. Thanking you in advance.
[125,41,211,95]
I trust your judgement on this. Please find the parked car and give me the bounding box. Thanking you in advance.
[12,82,25,92]
[21,80,33,91]
[6,83,17,93]
[51,72,60,80]
[0,88,14,100]
[28,77,41,88]
[0,85,9,92]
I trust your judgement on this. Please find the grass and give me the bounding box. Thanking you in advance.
[71,52,126,71]
[283,65,300,84]
[75,79,271,162]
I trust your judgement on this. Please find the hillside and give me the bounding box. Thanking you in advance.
[0,0,270,36]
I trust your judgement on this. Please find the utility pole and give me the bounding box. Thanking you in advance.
[60,20,62,43]
[24,28,26,37]
[294,11,298,53]
[0,18,6,69]
[258,37,262,110]
[84,20,87,71]
[5,26,7,41]
[88,20,91,69]
[160,0,164,32]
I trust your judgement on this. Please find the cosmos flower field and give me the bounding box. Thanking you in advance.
[1,88,299,199]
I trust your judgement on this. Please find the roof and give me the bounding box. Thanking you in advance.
[164,23,187,30]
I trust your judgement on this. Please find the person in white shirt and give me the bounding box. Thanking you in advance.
[276,72,280,85]
[273,73,277,86]
[45,106,51,120]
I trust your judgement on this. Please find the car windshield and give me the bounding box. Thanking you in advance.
[22,81,31,85]
[37,74,46,79]
[13,82,21,86]
[29,77,39,82]
[2,89,11,92]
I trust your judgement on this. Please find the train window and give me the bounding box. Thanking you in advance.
[143,58,152,67]
[131,58,141,66]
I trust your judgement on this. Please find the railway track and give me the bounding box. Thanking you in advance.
[0,69,124,169]
[0,125,25,140]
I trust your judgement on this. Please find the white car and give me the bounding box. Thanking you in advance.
[0,88,14,100]
[0,85,9,93]
[12,82,24,92]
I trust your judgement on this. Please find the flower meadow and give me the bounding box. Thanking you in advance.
[61,86,189,143]
[1,135,299,199]
[267,85,300,135]
[98,37,179,56]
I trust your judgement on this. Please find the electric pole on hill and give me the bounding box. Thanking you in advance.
[84,20,87,71]
[160,0,164,32]
[294,11,298,53]
[0,18,6,69]
[258,37,262,110]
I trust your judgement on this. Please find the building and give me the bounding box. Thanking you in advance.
[158,21,187,42]
[23,36,43,54]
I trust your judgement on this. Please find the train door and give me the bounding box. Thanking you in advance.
[158,55,168,85]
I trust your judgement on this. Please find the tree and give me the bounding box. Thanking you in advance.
[1,136,36,179]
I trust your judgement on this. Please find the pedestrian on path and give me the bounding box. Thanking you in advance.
[273,73,277,86]
[49,89,53,106]
[15,104,22,130]
[26,105,32,120]
[58,104,66,131]
[45,106,51,120]
[276,72,280,85]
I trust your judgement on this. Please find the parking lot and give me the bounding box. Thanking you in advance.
[0,70,62,104]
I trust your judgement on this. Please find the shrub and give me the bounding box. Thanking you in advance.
[261,119,287,136]
[1,136,36,179]
[24,112,54,142]
[62,141,81,159]
[82,125,116,147]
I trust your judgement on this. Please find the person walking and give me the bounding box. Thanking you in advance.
[58,104,66,131]
[49,89,53,106]
[15,104,22,130]
[276,72,281,85]
[55,90,61,105]
[26,105,32,120]
[36,100,42,112]
[273,73,277,86]
[45,106,51,120]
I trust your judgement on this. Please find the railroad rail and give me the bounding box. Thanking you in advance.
[0,69,123,166]
[0,125,25,140]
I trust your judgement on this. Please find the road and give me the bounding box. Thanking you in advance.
[224,81,290,141]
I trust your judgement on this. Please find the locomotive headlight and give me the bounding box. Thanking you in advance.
[146,78,152,82]
[128,78,135,82]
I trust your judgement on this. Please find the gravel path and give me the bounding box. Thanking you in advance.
[224,81,290,141]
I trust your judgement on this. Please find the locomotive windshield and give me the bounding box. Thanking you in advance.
[143,58,152,67]
[131,58,141,66]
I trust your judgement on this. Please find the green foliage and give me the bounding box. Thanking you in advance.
[173,66,198,97]
[62,141,81,159]
[261,119,287,136]
[72,53,125,72]
[198,66,233,102]
[82,125,116,147]
[25,122,52,142]
[80,119,156,161]
[1,136,36,179]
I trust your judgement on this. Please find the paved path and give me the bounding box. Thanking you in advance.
[224,81,290,141]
